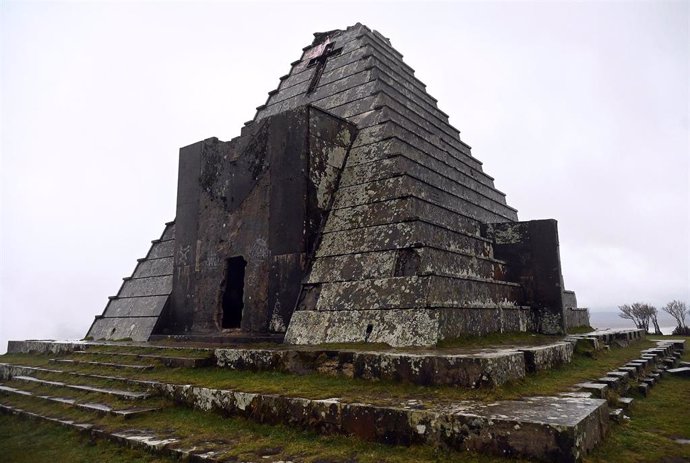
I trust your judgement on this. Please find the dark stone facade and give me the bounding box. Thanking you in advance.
[483,220,569,334]
[158,106,356,335]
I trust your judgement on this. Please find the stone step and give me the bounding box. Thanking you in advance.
[629,358,653,369]
[162,383,608,463]
[638,382,650,396]
[657,339,685,351]
[74,351,214,368]
[0,384,158,418]
[558,392,593,398]
[606,371,631,381]
[517,343,574,373]
[0,364,610,462]
[641,377,656,387]
[574,382,609,399]
[0,363,158,390]
[306,275,521,313]
[609,408,626,423]
[0,403,231,463]
[50,359,155,371]
[0,403,94,431]
[215,346,527,387]
[596,376,625,392]
[11,375,152,400]
[624,363,646,375]
[566,336,602,351]
[617,366,639,378]
[148,332,285,345]
[567,328,645,346]
[667,367,690,377]
[308,246,506,283]
[616,396,634,411]
[663,358,679,368]
[0,357,610,462]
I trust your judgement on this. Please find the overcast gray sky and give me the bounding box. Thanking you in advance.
[1,0,688,351]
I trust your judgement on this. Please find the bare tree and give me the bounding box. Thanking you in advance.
[618,302,657,333]
[649,306,663,335]
[662,300,688,335]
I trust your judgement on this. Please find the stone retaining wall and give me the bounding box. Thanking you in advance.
[215,348,526,387]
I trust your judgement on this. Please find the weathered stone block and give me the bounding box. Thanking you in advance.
[519,342,574,373]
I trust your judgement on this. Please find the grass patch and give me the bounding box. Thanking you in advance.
[0,414,171,462]
[567,325,596,334]
[0,394,530,463]
[1,340,687,462]
[584,347,690,462]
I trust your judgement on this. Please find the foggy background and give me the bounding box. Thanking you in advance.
[1,1,688,353]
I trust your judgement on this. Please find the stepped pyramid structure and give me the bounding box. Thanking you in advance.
[86,23,589,346]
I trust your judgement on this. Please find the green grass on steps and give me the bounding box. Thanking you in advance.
[0,340,656,406]
[0,414,170,463]
[0,394,531,463]
[1,340,687,462]
[0,379,169,410]
[2,361,688,462]
[584,346,690,463]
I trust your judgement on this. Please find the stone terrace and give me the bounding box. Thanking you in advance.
[2,328,684,463]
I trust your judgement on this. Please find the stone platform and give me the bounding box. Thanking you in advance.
[6,328,644,388]
[0,357,609,463]
[2,329,673,463]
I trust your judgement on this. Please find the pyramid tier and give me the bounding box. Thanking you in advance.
[332,175,515,224]
[316,221,493,258]
[323,197,483,236]
[86,222,174,342]
[286,306,530,347]
[308,247,507,283]
[302,275,521,312]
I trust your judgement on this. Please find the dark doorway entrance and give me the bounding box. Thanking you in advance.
[222,256,246,328]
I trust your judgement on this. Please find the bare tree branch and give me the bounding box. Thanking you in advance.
[662,300,688,330]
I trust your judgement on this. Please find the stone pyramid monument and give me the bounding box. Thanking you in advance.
[86,23,589,346]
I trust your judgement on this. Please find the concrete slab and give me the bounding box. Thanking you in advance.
[667,367,690,377]
[616,396,634,411]
[574,382,609,398]
[50,359,155,371]
[12,375,151,400]
[518,342,573,373]
[215,347,527,387]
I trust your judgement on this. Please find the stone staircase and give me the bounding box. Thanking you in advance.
[86,221,176,342]
[0,333,686,463]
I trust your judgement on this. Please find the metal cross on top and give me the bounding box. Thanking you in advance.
[306,42,342,94]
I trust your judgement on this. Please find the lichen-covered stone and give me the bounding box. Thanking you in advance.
[215,346,525,387]
[520,342,574,373]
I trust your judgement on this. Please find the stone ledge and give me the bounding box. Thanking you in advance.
[156,382,607,463]
[0,404,227,463]
[518,342,574,373]
[215,347,526,387]
[7,340,88,355]
[0,361,608,462]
